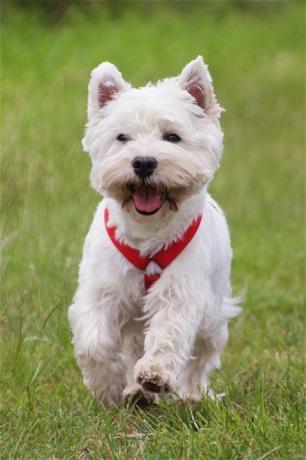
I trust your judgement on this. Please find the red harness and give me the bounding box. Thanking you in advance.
[104,208,202,290]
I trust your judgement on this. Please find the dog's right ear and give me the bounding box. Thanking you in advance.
[87,62,130,118]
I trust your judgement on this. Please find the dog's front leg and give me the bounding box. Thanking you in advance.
[135,282,203,394]
[68,287,125,406]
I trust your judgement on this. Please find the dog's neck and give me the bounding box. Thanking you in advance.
[105,189,207,256]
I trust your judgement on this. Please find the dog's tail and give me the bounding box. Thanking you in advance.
[222,294,243,320]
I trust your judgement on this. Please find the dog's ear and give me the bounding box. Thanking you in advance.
[178,56,222,116]
[87,62,130,118]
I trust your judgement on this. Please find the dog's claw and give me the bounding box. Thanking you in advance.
[141,381,162,393]
[129,389,155,407]
[137,372,170,394]
[123,385,157,407]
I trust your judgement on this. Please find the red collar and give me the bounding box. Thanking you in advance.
[104,208,202,290]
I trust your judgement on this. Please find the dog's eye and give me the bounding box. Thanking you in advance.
[163,133,182,143]
[117,133,130,142]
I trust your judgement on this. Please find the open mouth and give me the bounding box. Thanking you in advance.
[131,183,166,215]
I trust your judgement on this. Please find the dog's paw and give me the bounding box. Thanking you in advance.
[135,361,172,394]
[123,383,158,407]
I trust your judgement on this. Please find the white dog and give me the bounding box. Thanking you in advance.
[68,56,240,406]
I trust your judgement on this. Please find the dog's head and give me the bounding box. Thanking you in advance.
[83,56,224,220]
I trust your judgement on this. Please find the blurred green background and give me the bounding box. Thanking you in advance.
[1,1,305,459]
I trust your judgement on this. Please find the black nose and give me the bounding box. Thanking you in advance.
[132,156,157,179]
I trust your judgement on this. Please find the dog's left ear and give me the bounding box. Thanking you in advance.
[178,56,222,117]
[87,62,130,118]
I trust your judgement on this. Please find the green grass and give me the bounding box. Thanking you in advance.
[1,3,305,459]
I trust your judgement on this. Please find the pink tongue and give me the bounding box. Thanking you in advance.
[133,185,163,213]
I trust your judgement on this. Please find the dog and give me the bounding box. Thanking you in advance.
[68,56,240,406]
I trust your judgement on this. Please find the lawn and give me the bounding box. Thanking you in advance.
[1,3,304,459]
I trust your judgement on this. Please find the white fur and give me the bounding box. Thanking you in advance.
[68,56,240,406]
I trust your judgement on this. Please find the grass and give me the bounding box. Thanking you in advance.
[1,3,305,459]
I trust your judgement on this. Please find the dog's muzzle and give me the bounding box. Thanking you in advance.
[130,156,164,215]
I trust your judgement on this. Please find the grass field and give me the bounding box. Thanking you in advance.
[1,3,305,459]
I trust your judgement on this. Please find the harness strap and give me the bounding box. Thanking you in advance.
[104,208,202,290]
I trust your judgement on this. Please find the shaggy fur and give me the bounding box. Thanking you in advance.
[68,56,241,406]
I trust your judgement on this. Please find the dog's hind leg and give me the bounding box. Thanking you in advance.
[176,332,226,401]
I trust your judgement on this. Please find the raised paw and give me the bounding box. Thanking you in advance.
[136,364,171,394]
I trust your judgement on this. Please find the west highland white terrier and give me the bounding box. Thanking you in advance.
[68,56,241,406]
